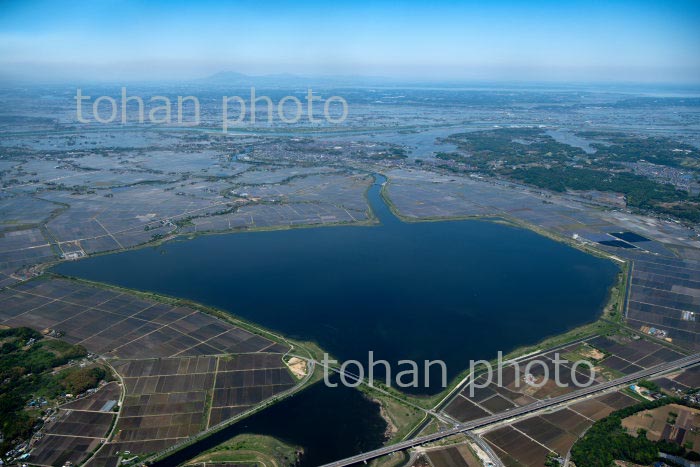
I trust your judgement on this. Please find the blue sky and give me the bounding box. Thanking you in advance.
[0,0,698,83]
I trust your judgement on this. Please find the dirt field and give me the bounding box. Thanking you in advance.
[29,385,118,466]
[0,278,300,465]
[426,445,481,467]
[287,356,308,378]
[478,389,640,465]
[622,403,700,449]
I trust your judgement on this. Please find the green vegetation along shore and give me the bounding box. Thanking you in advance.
[183,433,303,467]
[0,327,110,454]
[572,398,700,467]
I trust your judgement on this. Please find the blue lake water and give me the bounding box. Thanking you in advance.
[53,174,619,462]
[54,175,618,394]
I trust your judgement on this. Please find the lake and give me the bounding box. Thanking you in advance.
[54,174,618,394]
[54,174,619,462]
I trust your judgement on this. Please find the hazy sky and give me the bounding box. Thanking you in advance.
[1,0,699,83]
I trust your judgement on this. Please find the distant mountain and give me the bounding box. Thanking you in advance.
[196,71,308,87]
[199,71,255,85]
[196,71,396,88]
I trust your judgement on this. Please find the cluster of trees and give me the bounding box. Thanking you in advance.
[506,166,699,222]
[571,398,698,467]
[445,127,584,169]
[59,367,107,394]
[578,132,700,169]
[637,379,661,392]
[440,128,700,223]
[0,328,107,453]
[0,329,87,375]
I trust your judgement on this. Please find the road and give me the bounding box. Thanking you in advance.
[319,353,700,467]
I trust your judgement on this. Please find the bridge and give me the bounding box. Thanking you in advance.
[319,353,700,467]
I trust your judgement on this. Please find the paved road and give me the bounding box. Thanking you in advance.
[319,353,700,467]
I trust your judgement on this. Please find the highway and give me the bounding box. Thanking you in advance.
[319,353,700,467]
